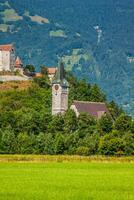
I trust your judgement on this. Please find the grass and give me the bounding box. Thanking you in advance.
[0,156,134,200]
[2,9,22,22]
[50,30,67,38]
[0,81,31,91]
[24,11,50,24]
[0,24,12,32]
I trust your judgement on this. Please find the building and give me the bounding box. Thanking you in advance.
[35,67,57,81]
[47,67,57,81]
[71,101,109,119]
[52,62,69,115]
[15,56,23,69]
[14,56,23,74]
[0,44,15,71]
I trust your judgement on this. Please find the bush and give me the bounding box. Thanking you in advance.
[98,114,113,134]
[99,134,125,155]
[76,146,89,156]
[114,114,132,132]
[123,133,134,155]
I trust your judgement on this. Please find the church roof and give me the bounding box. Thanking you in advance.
[52,61,69,87]
[0,44,14,51]
[72,101,109,118]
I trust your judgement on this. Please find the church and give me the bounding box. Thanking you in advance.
[52,62,109,119]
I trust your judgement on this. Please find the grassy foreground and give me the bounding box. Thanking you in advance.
[0,156,134,200]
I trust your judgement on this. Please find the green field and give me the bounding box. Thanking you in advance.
[0,160,134,200]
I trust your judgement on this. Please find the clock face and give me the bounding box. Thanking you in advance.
[55,85,59,91]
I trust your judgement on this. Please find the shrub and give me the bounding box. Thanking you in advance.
[99,134,125,155]
[76,146,89,156]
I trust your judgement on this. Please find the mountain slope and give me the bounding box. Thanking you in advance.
[0,0,134,115]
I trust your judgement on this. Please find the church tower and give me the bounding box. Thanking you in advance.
[52,61,69,115]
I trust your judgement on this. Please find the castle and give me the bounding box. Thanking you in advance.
[0,44,23,72]
[0,44,109,118]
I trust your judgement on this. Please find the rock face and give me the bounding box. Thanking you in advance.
[52,62,69,115]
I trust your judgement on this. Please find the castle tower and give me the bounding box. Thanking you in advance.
[15,56,23,68]
[52,61,69,115]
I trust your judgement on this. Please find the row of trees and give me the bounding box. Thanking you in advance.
[0,111,133,155]
[0,73,133,155]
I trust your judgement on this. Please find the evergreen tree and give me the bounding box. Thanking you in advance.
[64,110,78,134]
[54,133,65,154]
[114,114,132,132]
[98,114,113,134]
[1,129,17,154]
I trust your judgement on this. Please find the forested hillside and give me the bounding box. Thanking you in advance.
[0,75,133,155]
[0,0,134,115]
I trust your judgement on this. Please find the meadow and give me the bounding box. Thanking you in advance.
[0,156,134,200]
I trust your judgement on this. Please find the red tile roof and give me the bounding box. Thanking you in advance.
[15,56,22,66]
[35,73,43,78]
[47,67,57,74]
[72,101,109,118]
[0,44,14,51]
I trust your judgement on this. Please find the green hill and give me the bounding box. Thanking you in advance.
[0,75,133,155]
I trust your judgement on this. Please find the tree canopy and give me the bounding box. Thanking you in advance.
[0,73,133,155]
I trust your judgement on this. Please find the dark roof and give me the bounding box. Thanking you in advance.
[52,61,69,87]
[72,101,109,118]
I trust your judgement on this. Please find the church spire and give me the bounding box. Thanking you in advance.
[52,61,68,87]
[52,61,69,115]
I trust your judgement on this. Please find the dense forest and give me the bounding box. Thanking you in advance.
[0,0,134,115]
[0,73,133,156]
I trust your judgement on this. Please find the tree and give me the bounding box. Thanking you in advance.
[64,109,78,133]
[108,101,124,119]
[35,132,46,154]
[40,66,48,75]
[48,115,64,133]
[24,65,35,74]
[0,111,15,130]
[114,114,132,132]
[123,133,134,155]
[1,129,17,154]
[90,84,106,102]
[33,76,50,88]
[76,146,89,156]
[43,133,54,155]
[78,133,99,155]
[130,121,134,133]
[54,133,65,154]
[98,114,113,134]
[64,132,80,154]
[17,132,36,154]
[99,134,125,155]
[78,113,96,137]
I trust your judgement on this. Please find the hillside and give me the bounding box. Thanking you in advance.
[0,75,133,155]
[0,0,134,115]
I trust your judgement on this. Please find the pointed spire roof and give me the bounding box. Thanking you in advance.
[52,61,69,87]
[15,56,22,65]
